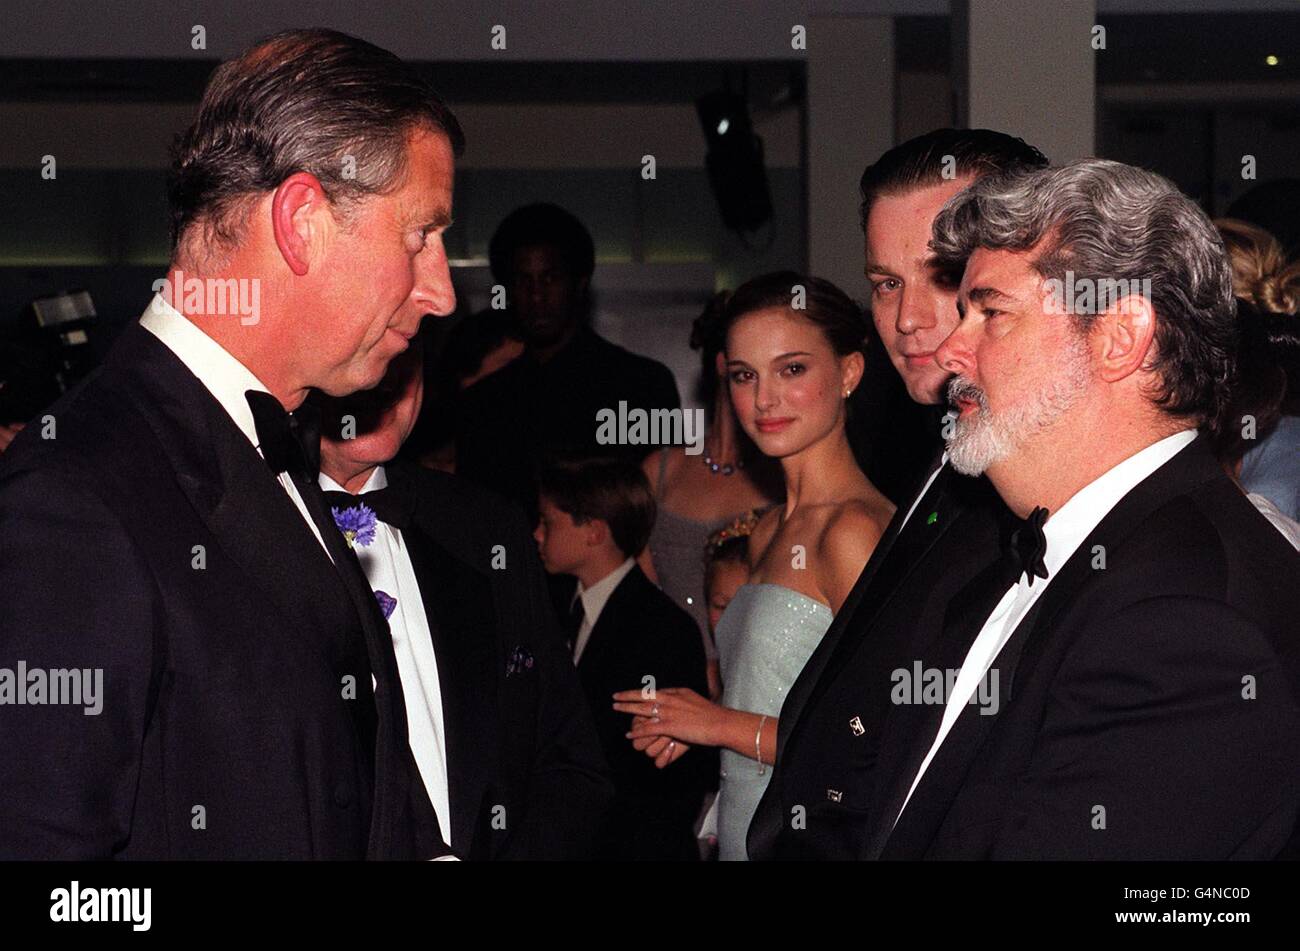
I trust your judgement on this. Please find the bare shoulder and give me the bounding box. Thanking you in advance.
[817,496,895,611]
[821,498,891,559]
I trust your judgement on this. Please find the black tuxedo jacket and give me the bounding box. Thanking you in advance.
[574,564,714,860]
[871,433,1300,859]
[0,321,442,859]
[748,453,1012,860]
[382,461,613,859]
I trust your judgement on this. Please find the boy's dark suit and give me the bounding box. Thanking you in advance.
[0,321,439,859]
[573,564,714,860]
[351,460,613,859]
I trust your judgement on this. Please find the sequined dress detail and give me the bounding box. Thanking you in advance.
[712,583,833,860]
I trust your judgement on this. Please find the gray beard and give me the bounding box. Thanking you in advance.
[944,347,1091,477]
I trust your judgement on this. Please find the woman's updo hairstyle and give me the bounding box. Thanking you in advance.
[690,289,733,407]
[718,270,869,359]
[1216,218,1300,316]
[1211,218,1300,464]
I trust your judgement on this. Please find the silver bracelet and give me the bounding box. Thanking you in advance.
[755,715,769,775]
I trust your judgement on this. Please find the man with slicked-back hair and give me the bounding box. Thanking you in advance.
[0,29,466,859]
[750,129,1048,860]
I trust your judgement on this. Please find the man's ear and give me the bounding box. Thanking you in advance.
[1095,293,1158,383]
[271,172,332,277]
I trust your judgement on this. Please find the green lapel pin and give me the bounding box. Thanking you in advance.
[926,510,939,526]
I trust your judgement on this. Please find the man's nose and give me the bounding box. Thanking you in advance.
[896,286,938,335]
[935,318,975,377]
[415,246,456,317]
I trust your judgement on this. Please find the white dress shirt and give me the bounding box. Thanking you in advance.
[139,294,332,561]
[894,428,1199,825]
[571,557,637,664]
[319,467,453,847]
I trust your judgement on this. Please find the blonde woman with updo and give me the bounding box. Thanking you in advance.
[1214,219,1300,523]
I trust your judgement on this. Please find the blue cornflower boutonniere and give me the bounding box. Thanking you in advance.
[374,590,397,620]
[331,503,377,548]
[506,645,535,677]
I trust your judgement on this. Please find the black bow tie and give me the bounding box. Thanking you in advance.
[1008,505,1050,587]
[321,482,414,531]
[245,390,322,480]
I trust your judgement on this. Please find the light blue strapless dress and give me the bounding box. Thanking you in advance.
[712,583,833,860]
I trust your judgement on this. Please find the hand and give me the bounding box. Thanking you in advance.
[631,726,692,768]
[612,686,720,747]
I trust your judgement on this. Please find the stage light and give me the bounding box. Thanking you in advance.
[695,89,773,234]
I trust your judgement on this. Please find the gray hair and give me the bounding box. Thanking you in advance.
[930,159,1237,426]
[168,29,464,272]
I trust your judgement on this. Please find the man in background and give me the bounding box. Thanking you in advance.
[872,159,1299,858]
[314,339,613,860]
[750,129,1047,860]
[453,203,681,511]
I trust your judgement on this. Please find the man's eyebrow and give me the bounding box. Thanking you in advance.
[409,207,453,230]
[925,253,963,272]
[866,252,955,278]
[967,286,1018,306]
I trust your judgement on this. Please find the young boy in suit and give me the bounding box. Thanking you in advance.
[534,456,714,860]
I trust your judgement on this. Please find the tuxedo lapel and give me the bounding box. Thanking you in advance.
[771,460,939,740]
[865,550,1018,859]
[286,470,423,860]
[576,593,616,674]
[401,516,499,858]
[883,571,1056,860]
[113,323,426,860]
[876,435,1224,859]
[791,462,971,725]
[828,464,961,662]
[574,572,641,688]
[996,434,1225,706]
[114,324,359,667]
